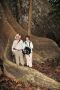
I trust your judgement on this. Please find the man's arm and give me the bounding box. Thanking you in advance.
[30,42,33,49]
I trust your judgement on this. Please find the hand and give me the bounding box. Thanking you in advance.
[13,48,16,50]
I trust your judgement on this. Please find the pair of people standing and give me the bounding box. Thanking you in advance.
[12,34,33,67]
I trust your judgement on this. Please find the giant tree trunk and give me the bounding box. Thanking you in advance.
[0,2,60,90]
[0,2,60,61]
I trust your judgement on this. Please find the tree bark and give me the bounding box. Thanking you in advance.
[16,0,22,23]
[28,0,32,35]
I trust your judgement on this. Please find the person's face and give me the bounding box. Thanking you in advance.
[26,37,29,41]
[16,35,21,40]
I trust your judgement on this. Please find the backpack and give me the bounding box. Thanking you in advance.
[23,42,31,55]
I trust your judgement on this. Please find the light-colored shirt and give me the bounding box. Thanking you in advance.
[23,41,33,53]
[12,40,24,53]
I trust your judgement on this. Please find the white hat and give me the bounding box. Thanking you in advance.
[15,34,20,39]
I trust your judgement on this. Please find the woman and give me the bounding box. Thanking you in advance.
[12,34,24,66]
[23,35,33,67]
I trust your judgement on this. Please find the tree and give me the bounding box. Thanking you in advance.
[28,0,32,36]
[16,0,22,23]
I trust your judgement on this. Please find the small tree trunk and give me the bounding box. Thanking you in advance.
[16,0,22,23]
[28,0,32,36]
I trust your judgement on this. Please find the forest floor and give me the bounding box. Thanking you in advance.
[0,59,60,90]
[0,74,50,90]
[33,60,60,82]
[1,73,60,90]
[0,65,60,90]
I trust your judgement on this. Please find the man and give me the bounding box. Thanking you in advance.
[23,35,33,67]
[12,34,24,66]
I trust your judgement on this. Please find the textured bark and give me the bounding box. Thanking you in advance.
[28,0,32,35]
